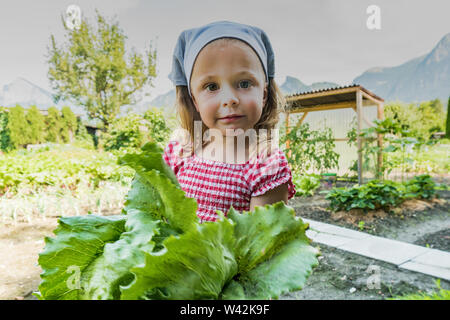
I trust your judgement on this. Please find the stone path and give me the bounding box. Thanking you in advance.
[303,218,450,281]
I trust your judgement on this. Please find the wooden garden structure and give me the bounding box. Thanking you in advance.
[284,84,385,184]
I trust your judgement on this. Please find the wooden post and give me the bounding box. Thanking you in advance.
[285,112,291,159]
[299,112,308,124]
[356,90,363,185]
[377,102,384,179]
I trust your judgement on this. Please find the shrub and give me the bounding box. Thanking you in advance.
[0,107,13,152]
[403,174,436,200]
[325,180,404,212]
[26,105,46,144]
[7,105,30,149]
[325,175,438,213]
[292,173,321,197]
[100,113,146,151]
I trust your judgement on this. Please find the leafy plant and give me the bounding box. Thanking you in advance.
[292,173,321,197]
[403,174,436,200]
[325,180,404,212]
[35,142,319,300]
[324,175,438,213]
[281,122,339,174]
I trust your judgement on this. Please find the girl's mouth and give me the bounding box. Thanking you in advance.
[219,115,244,123]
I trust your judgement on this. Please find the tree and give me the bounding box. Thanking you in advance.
[7,105,29,149]
[61,106,78,143]
[0,107,13,152]
[47,9,157,129]
[446,96,450,139]
[26,105,46,144]
[46,107,62,143]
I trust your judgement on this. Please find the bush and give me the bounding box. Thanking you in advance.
[100,113,146,151]
[45,107,62,143]
[26,105,46,144]
[7,105,29,149]
[292,173,321,197]
[100,109,171,151]
[325,175,437,212]
[0,107,13,152]
[403,174,436,200]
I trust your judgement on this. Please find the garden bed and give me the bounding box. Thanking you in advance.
[289,189,450,251]
[280,243,450,300]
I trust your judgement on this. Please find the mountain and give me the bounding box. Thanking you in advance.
[353,32,450,103]
[279,76,340,95]
[0,77,85,115]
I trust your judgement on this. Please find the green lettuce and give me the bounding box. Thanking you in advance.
[36,142,319,300]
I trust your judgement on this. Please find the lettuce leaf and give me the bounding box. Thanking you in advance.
[120,211,237,300]
[36,215,126,299]
[37,142,319,300]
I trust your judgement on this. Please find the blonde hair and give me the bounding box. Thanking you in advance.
[172,38,287,159]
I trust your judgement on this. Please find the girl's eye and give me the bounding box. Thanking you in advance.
[239,80,251,89]
[205,83,218,91]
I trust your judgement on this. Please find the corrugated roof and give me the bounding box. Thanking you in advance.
[285,84,361,98]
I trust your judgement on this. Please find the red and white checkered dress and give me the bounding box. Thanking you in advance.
[163,140,296,223]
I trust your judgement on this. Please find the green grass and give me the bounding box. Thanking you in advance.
[388,280,450,300]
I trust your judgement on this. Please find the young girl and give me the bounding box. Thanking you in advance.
[163,20,296,223]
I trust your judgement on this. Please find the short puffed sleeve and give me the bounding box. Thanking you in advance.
[248,149,296,200]
[163,140,184,175]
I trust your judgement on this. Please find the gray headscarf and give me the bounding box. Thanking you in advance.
[168,20,275,98]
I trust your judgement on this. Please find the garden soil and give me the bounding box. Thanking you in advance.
[0,191,448,300]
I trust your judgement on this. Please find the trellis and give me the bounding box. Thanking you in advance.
[283,84,384,184]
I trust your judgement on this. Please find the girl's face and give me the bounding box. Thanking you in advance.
[190,39,268,137]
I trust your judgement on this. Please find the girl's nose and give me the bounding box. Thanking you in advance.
[220,85,239,107]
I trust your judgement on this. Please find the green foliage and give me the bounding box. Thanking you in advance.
[0,144,134,195]
[281,122,339,174]
[389,280,450,300]
[326,180,403,212]
[0,107,13,152]
[36,142,319,300]
[100,113,146,151]
[26,105,46,144]
[142,107,171,147]
[347,116,439,180]
[47,9,157,128]
[99,109,171,151]
[384,100,445,141]
[45,107,62,143]
[7,105,30,149]
[74,118,95,149]
[403,174,437,200]
[325,174,437,212]
[61,106,78,143]
[292,173,321,197]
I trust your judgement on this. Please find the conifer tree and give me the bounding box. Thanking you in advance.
[26,105,46,144]
[46,107,62,143]
[7,105,29,148]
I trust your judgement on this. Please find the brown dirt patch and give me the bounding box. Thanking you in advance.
[331,209,388,225]
[0,218,58,300]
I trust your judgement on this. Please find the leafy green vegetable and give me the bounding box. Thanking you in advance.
[324,175,438,212]
[36,142,319,300]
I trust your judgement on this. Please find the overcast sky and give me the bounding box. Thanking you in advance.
[1,0,449,100]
